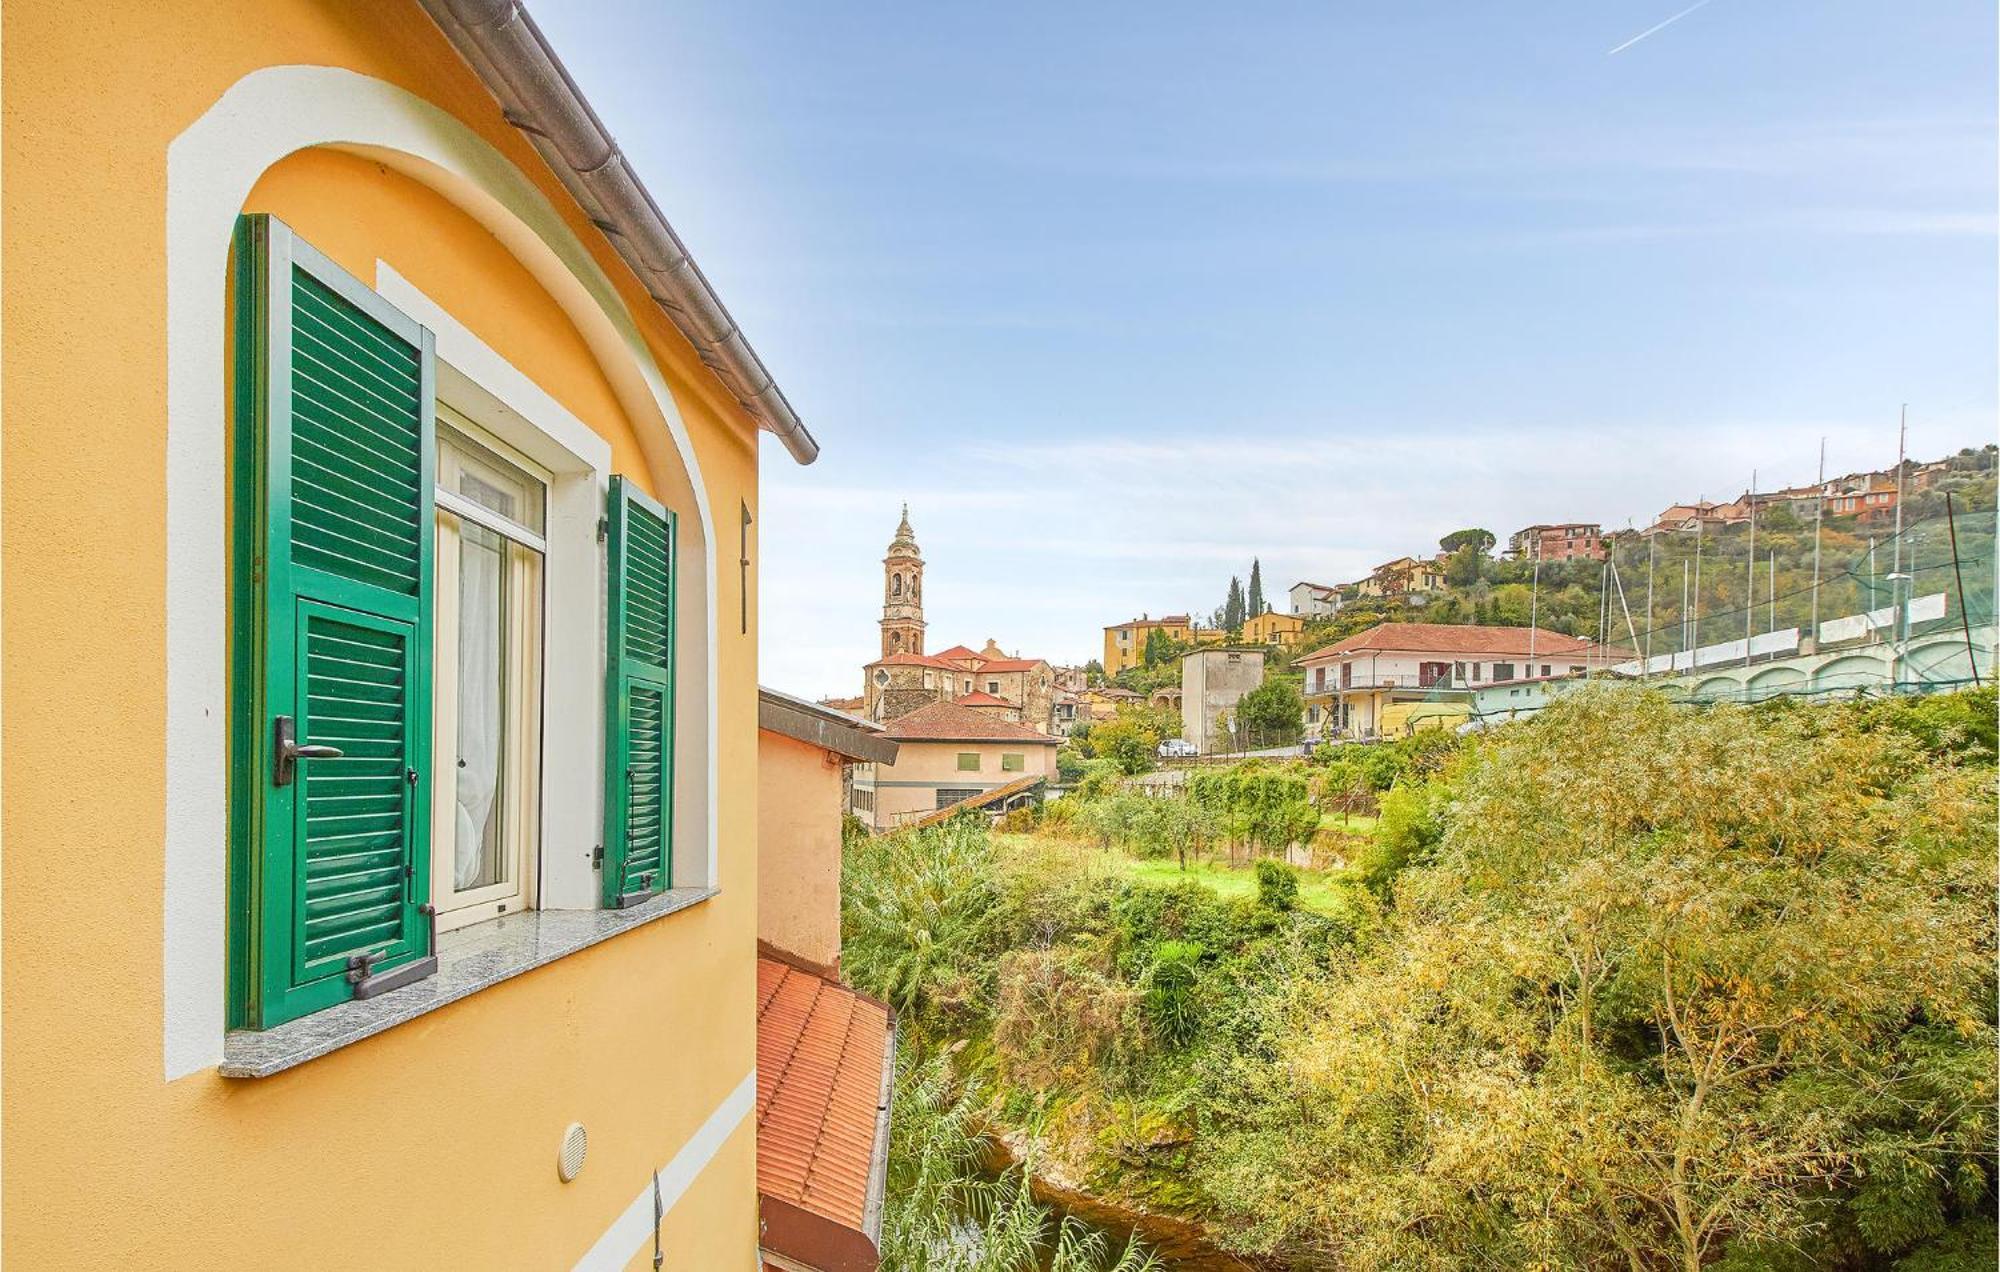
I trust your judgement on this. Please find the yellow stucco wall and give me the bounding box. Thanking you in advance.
[4,2,764,1267]
[1240,611,1305,644]
[757,731,844,970]
[1102,618,1192,676]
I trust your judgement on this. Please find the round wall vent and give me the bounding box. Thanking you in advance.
[558,1122,588,1183]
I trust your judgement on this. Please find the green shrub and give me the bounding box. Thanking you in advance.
[1353,780,1448,893]
[842,819,1004,1026]
[1853,684,1997,764]
[1141,940,1204,1050]
[1253,859,1299,911]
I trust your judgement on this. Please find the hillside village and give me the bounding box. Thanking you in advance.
[821,442,1998,1268]
[820,444,1996,830]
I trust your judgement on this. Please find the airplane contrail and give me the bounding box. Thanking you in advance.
[1608,0,1720,55]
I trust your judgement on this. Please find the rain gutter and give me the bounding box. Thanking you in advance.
[417,0,820,464]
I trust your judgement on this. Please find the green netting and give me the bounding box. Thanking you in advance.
[1433,470,1996,719]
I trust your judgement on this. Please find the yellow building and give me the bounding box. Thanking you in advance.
[1239,608,1307,645]
[5,3,818,1267]
[1102,613,1193,676]
[1351,556,1448,597]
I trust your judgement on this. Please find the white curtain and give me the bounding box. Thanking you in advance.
[456,530,504,890]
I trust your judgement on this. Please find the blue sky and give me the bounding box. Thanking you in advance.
[535,1,1997,696]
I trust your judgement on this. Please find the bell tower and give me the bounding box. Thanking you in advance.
[880,504,926,658]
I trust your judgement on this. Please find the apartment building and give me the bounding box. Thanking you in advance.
[1508,523,1608,562]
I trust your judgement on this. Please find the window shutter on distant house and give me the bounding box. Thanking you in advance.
[229,214,438,1029]
[602,475,675,907]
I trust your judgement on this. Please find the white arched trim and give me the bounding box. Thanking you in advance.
[165,65,721,1080]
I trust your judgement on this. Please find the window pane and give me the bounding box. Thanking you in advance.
[440,422,545,537]
[456,522,508,891]
[957,752,979,771]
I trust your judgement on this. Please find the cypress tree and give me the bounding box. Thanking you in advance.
[1248,558,1266,616]
[1225,576,1246,632]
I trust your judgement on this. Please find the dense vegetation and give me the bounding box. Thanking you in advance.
[845,686,1998,1270]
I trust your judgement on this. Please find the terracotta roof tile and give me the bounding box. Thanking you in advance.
[871,652,956,669]
[757,958,892,1259]
[879,700,1060,744]
[1297,622,1596,664]
[953,691,1013,707]
[973,657,1045,672]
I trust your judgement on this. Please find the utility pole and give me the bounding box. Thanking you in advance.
[1945,492,1982,688]
[1643,534,1656,680]
[1692,513,1704,654]
[1768,550,1776,636]
[1681,560,1691,661]
[1528,554,1542,662]
[1611,558,1640,665]
[1744,469,1757,668]
[1810,436,1825,647]
[1890,406,1910,660]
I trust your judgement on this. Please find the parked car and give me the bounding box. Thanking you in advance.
[1157,737,1198,758]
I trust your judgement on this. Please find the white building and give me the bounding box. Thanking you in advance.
[1289,580,1343,618]
[1297,622,1598,739]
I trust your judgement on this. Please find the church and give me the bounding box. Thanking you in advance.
[855,508,1059,733]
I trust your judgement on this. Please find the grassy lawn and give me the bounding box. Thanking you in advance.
[1113,851,1361,917]
[994,832,1363,917]
[1318,811,1378,835]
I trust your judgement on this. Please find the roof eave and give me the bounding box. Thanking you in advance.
[760,689,899,763]
[418,0,819,465]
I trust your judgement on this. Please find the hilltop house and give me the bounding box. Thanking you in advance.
[1103,613,1195,676]
[1507,523,1608,562]
[6,2,824,1265]
[1644,498,1754,536]
[850,701,1060,830]
[1240,608,1308,645]
[1352,556,1448,598]
[1298,623,1598,739]
[1289,580,1346,617]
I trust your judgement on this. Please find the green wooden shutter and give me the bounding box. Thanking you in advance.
[229,214,437,1029]
[603,475,675,907]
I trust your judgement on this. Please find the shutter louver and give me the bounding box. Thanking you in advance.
[230,215,437,1030]
[603,475,675,907]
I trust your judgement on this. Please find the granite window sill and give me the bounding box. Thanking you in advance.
[221,886,717,1078]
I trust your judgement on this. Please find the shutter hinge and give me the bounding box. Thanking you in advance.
[597,516,609,543]
[591,843,604,868]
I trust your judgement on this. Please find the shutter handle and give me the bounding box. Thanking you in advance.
[273,715,344,786]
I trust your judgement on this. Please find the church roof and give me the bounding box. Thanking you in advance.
[975,657,1045,672]
[886,504,920,556]
[871,652,956,669]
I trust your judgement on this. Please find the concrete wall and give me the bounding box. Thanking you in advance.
[856,739,1056,829]
[757,731,844,971]
[1181,648,1265,753]
[4,5,764,1265]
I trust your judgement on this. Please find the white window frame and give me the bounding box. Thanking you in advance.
[430,411,552,934]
